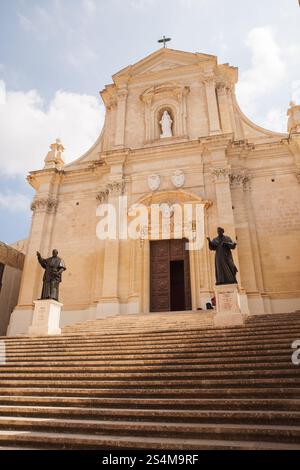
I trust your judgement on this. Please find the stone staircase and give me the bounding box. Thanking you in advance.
[0,311,299,449]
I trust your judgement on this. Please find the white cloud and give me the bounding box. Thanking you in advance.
[237,26,287,113]
[0,80,105,176]
[262,108,287,133]
[0,191,31,213]
[82,0,97,16]
[291,80,300,103]
[0,80,6,105]
[130,0,154,9]
[66,43,98,68]
[18,6,53,40]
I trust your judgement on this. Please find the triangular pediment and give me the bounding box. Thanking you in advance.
[113,48,216,80]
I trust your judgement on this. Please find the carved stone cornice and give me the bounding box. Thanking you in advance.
[31,197,58,214]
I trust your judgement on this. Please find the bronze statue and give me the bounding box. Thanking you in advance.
[37,249,66,301]
[207,227,238,285]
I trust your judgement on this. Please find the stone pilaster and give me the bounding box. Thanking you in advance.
[204,78,221,135]
[216,82,232,134]
[229,170,265,312]
[114,88,128,147]
[18,173,60,307]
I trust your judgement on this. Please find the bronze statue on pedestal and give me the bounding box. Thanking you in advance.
[207,227,238,285]
[36,249,66,301]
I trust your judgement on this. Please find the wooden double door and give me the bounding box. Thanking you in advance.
[150,239,192,312]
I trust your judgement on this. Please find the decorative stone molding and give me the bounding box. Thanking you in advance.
[211,167,230,183]
[243,176,252,191]
[287,102,300,134]
[44,139,65,170]
[31,197,58,214]
[96,189,109,203]
[229,171,252,191]
[106,180,126,197]
[216,81,231,95]
[148,174,161,191]
[229,170,245,188]
[140,82,190,141]
[117,89,128,101]
[159,203,174,219]
[171,170,185,188]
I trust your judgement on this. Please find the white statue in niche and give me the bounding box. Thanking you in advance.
[160,110,173,138]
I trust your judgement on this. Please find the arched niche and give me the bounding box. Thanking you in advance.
[156,105,176,139]
[141,83,190,143]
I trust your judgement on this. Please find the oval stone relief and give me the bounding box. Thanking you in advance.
[148,174,161,191]
[171,170,185,188]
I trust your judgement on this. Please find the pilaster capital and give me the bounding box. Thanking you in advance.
[31,197,58,214]
[229,170,252,190]
[96,189,109,203]
[107,180,126,197]
[117,88,128,101]
[211,167,230,183]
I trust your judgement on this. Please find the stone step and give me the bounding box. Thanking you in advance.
[0,430,299,450]
[4,341,294,355]
[5,327,300,346]
[3,351,293,365]
[0,369,297,381]
[0,360,295,373]
[0,396,299,411]
[3,353,293,367]
[0,416,300,444]
[0,405,300,425]
[4,334,298,353]
[61,324,300,336]
[0,377,299,389]
[0,387,298,398]
[9,323,300,337]
[5,317,300,341]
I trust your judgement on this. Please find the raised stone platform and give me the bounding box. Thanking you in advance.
[28,299,62,336]
[214,284,249,327]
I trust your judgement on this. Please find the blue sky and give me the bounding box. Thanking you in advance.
[0,0,300,244]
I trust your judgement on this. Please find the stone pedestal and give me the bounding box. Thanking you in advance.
[28,299,62,336]
[214,284,248,327]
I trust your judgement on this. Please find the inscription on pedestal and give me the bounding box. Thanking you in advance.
[218,291,235,312]
[28,299,62,336]
[36,306,46,322]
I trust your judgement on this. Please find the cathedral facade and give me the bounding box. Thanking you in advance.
[8,48,300,335]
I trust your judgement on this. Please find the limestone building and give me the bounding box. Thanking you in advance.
[7,48,300,336]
